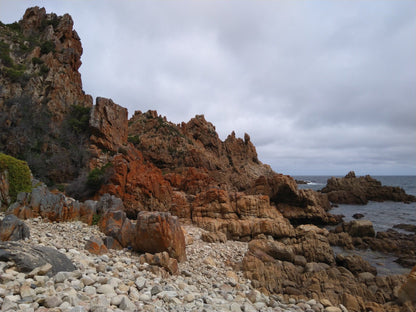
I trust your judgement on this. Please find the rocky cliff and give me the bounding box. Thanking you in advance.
[1,8,414,311]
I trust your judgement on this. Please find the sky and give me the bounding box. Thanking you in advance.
[1,0,415,176]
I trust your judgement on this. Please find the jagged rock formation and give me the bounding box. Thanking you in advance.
[0,7,92,183]
[321,171,416,204]
[1,8,414,311]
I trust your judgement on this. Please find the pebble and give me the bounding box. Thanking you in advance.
[0,216,349,312]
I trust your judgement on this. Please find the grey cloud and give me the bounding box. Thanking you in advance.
[0,0,414,175]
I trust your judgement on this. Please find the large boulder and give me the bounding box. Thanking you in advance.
[0,241,75,276]
[132,212,186,262]
[321,171,416,204]
[0,214,30,241]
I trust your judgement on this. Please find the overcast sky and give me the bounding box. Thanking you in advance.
[1,0,415,176]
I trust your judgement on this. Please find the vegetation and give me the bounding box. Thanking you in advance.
[128,135,141,145]
[40,40,55,54]
[68,105,91,134]
[0,153,32,204]
[86,163,113,192]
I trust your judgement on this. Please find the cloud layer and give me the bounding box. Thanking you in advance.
[1,0,415,175]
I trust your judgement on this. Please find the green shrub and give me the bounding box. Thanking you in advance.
[40,40,55,54]
[92,214,101,226]
[0,153,32,204]
[0,40,13,67]
[4,67,29,83]
[86,163,113,192]
[68,105,91,134]
[32,57,43,65]
[128,135,140,145]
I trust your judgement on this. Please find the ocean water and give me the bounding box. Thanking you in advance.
[294,175,416,275]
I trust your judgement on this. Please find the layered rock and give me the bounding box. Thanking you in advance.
[89,97,128,152]
[191,188,295,241]
[242,229,407,311]
[321,171,416,204]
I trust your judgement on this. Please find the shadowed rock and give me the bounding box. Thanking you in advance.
[0,241,75,276]
[0,214,30,241]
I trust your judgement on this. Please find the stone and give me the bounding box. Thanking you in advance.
[0,214,30,241]
[84,236,108,255]
[0,242,75,276]
[133,212,186,262]
[201,231,227,243]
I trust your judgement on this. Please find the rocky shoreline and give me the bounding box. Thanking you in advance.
[0,214,352,312]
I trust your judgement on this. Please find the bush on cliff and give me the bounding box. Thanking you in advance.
[0,153,32,205]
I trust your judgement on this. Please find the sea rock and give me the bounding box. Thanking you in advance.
[335,254,377,276]
[0,241,75,275]
[0,214,30,241]
[89,97,128,152]
[133,212,186,262]
[321,171,416,204]
[337,220,376,238]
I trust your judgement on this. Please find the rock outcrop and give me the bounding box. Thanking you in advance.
[8,181,94,224]
[321,171,416,204]
[89,97,128,152]
[0,7,93,183]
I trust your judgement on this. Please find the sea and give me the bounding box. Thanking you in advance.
[293,175,416,276]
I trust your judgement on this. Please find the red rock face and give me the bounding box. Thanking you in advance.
[89,97,128,152]
[132,212,187,262]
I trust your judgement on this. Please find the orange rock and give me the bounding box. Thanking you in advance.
[85,236,108,255]
[132,212,186,262]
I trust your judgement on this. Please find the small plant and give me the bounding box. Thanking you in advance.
[68,105,91,134]
[86,163,113,192]
[0,40,13,67]
[0,153,32,204]
[32,57,43,65]
[127,135,140,145]
[92,213,101,226]
[40,40,55,54]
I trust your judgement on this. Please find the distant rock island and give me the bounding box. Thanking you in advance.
[321,171,416,204]
[1,7,415,311]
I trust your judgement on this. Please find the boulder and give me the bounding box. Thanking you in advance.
[84,236,108,255]
[339,220,376,238]
[138,251,179,275]
[0,214,30,241]
[201,231,227,243]
[133,212,186,262]
[321,171,416,204]
[0,241,75,276]
[335,254,377,276]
